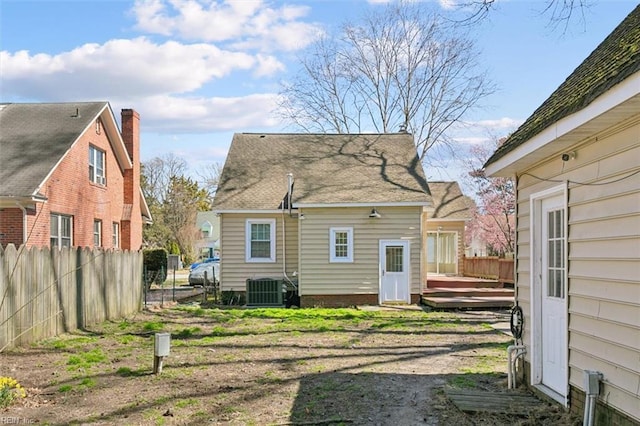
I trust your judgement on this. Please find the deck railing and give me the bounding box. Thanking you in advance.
[463,256,514,285]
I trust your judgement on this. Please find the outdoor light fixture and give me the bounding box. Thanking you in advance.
[369,208,381,219]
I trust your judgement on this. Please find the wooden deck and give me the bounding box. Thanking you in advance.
[446,389,543,415]
[422,275,514,309]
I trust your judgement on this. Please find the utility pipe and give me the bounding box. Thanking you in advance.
[15,202,27,245]
[583,370,602,426]
[507,344,526,389]
[281,174,296,290]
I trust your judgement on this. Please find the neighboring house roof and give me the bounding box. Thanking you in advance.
[485,5,640,168]
[0,101,132,199]
[213,133,432,211]
[428,181,474,220]
[196,211,220,237]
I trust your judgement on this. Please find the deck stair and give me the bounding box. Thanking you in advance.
[422,276,514,309]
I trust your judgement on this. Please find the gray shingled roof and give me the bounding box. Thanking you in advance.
[0,102,108,198]
[485,4,640,167]
[428,181,474,220]
[212,133,431,210]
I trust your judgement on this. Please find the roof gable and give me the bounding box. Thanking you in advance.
[0,102,132,198]
[213,133,431,210]
[428,181,474,220]
[485,5,640,167]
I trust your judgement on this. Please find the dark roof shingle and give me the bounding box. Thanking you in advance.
[428,181,474,220]
[213,133,431,210]
[0,102,108,197]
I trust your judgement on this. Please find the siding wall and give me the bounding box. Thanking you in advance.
[298,206,423,297]
[219,213,299,292]
[219,207,424,297]
[515,117,640,420]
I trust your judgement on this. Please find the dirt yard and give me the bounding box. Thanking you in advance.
[0,304,579,425]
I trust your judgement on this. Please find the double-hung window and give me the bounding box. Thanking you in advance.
[89,145,106,185]
[112,222,120,248]
[93,220,102,247]
[50,214,72,248]
[330,227,353,263]
[245,219,276,262]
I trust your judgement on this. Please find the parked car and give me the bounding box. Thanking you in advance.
[189,257,219,271]
[188,261,220,286]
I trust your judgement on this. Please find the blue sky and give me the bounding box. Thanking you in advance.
[1,0,637,186]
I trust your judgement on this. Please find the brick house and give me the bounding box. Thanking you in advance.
[0,102,151,250]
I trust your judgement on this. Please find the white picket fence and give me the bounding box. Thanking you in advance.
[0,244,143,350]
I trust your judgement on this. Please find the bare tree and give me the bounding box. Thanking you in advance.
[454,0,593,31]
[163,176,210,263]
[196,162,223,204]
[141,154,210,263]
[141,153,187,204]
[278,2,494,167]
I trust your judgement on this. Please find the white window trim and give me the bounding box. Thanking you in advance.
[245,219,276,263]
[51,213,73,248]
[112,222,120,248]
[93,220,102,247]
[329,227,353,263]
[89,145,106,185]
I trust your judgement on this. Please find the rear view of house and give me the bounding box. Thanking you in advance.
[213,133,432,307]
[0,102,151,250]
[484,6,639,424]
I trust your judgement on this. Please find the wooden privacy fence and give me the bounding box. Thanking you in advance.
[463,256,515,285]
[0,244,143,350]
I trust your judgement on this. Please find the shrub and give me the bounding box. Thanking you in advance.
[143,248,168,286]
[221,291,246,306]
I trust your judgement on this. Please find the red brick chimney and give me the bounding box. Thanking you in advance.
[120,109,142,250]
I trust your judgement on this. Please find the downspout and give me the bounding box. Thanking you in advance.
[282,173,296,287]
[16,202,27,245]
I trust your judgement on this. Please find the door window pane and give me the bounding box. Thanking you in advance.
[546,209,565,299]
[386,246,403,272]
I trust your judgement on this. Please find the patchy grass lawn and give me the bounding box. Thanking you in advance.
[0,305,577,425]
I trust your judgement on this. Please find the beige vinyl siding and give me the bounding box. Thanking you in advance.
[219,213,299,292]
[299,206,423,297]
[425,220,465,275]
[515,117,640,419]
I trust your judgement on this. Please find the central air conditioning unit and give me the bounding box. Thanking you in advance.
[246,278,284,306]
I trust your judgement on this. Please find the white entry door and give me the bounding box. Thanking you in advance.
[532,188,568,403]
[379,240,410,303]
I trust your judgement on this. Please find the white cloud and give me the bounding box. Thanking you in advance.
[470,117,523,130]
[131,0,323,51]
[121,93,282,133]
[438,0,457,10]
[0,37,286,100]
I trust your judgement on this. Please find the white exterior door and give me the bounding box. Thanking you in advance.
[531,187,568,403]
[379,240,410,303]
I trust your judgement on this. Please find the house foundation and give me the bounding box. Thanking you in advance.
[521,360,639,426]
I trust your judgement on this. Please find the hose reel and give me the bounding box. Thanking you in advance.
[510,304,524,341]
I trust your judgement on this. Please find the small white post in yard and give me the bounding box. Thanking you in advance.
[153,332,171,374]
